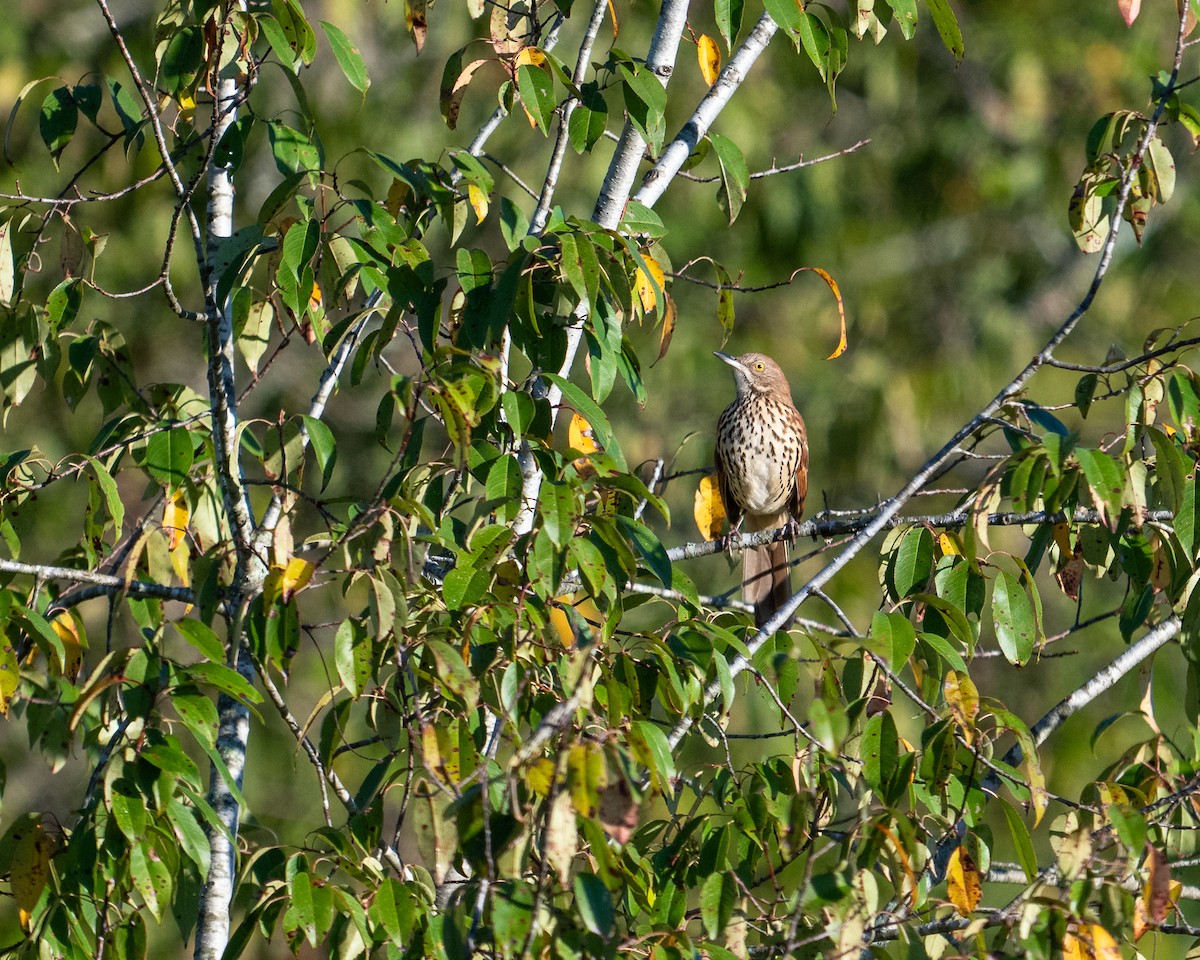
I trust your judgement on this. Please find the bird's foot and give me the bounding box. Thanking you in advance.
[783,517,803,543]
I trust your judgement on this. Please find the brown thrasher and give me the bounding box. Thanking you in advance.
[713,351,809,628]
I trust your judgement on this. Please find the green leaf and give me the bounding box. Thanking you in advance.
[709,133,749,225]
[891,526,933,598]
[442,564,490,610]
[319,21,369,92]
[166,799,211,877]
[616,515,671,587]
[569,537,609,601]
[715,0,746,49]
[172,690,220,748]
[871,611,916,668]
[499,197,529,251]
[486,456,522,523]
[85,455,124,538]
[173,619,224,662]
[861,710,898,793]
[110,780,148,840]
[426,640,479,712]
[159,26,204,97]
[130,839,172,920]
[268,121,323,176]
[1074,373,1098,418]
[1149,427,1186,514]
[39,86,77,161]
[45,278,82,332]
[619,62,667,153]
[181,662,263,705]
[618,201,668,239]
[517,64,556,133]
[923,0,963,61]
[301,415,337,490]
[883,0,917,39]
[998,797,1038,881]
[992,570,1035,666]
[539,479,575,548]
[335,619,372,697]
[918,631,968,673]
[144,427,194,490]
[700,871,736,940]
[567,83,607,153]
[631,719,676,791]
[141,738,201,787]
[1075,447,1125,527]
[287,871,318,945]
[573,872,615,937]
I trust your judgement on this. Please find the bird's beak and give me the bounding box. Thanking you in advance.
[714,351,747,374]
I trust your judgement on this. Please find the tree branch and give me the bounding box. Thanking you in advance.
[634,13,779,210]
[664,15,1188,750]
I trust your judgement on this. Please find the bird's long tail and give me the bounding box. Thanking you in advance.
[743,513,792,629]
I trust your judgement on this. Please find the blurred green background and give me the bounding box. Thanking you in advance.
[3,0,1200,952]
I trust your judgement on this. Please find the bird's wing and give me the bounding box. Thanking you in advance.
[793,416,809,518]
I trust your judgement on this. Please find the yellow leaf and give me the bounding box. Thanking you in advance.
[938,531,960,555]
[1063,923,1120,960]
[280,557,314,603]
[421,723,441,769]
[549,602,576,649]
[468,183,489,224]
[568,412,600,456]
[51,614,85,682]
[514,46,546,67]
[12,820,55,931]
[792,266,848,359]
[946,845,981,917]
[697,34,721,86]
[170,539,192,590]
[1027,755,1049,827]
[655,293,677,364]
[178,92,196,123]
[163,488,190,551]
[635,251,665,313]
[309,279,323,313]
[943,670,979,743]
[525,757,555,795]
[694,473,727,541]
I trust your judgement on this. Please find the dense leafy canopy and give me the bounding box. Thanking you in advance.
[2,0,1200,958]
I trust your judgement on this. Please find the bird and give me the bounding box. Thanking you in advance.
[713,351,809,629]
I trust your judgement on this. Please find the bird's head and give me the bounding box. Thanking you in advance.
[715,351,790,399]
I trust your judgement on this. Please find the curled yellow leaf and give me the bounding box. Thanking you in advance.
[694,473,727,542]
[163,488,190,551]
[468,183,489,224]
[568,412,600,456]
[697,34,721,86]
[635,251,666,313]
[280,556,314,603]
[51,614,84,682]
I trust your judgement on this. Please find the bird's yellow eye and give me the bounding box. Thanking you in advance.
[754,362,764,370]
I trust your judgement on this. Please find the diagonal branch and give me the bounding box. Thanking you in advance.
[634,13,779,210]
